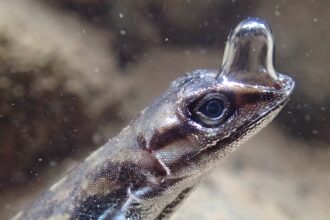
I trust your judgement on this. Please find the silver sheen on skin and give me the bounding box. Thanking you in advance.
[13,18,295,220]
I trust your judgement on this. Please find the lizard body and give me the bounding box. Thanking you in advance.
[13,18,294,220]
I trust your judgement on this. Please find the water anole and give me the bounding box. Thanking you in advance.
[13,18,294,220]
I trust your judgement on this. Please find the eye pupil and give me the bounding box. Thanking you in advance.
[199,98,224,118]
[189,93,230,127]
[206,100,223,116]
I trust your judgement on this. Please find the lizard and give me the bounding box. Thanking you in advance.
[12,18,295,220]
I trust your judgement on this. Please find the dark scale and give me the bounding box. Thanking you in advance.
[13,18,294,220]
[71,191,125,220]
[155,187,194,220]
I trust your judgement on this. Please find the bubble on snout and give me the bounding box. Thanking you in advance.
[219,18,280,88]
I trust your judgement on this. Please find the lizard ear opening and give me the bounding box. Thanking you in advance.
[218,18,279,87]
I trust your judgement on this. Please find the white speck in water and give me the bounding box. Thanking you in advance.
[119,13,124,18]
[275,10,281,16]
[184,50,191,56]
[312,129,318,135]
[81,28,86,34]
[94,67,99,73]
[120,30,126,35]
[92,133,102,144]
[38,158,43,162]
[49,161,58,167]
[313,18,318,22]
[304,114,311,121]
[164,37,169,42]
[305,51,311,57]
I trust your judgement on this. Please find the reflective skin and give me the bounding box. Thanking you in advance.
[13,18,294,220]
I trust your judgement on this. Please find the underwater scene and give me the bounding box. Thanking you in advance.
[0,1,329,220]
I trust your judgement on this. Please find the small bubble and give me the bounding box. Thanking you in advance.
[50,161,57,167]
[164,37,169,42]
[275,10,281,16]
[93,133,103,144]
[304,114,311,121]
[304,51,311,57]
[38,158,43,162]
[119,13,124,19]
[184,50,191,56]
[120,30,126,36]
[313,18,318,22]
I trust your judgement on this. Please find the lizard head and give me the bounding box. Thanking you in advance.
[142,18,294,177]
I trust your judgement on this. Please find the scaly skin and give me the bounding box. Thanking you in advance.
[13,18,294,220]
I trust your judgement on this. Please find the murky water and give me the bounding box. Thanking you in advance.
[0,0,329,219]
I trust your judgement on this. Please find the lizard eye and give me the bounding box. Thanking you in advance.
[190,93,230,127]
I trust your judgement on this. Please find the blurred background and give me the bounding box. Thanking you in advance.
[0,0,329,219]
